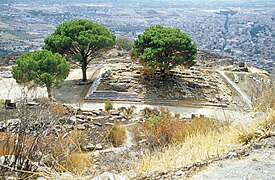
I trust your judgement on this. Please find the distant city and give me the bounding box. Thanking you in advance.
[0,0,274,72]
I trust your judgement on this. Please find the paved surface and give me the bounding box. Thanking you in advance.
[218,71,252,109]
[68,102,247,121]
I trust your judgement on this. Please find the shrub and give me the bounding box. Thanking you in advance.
[0,101,92,176]
[174,112,181,119]
[238,109,275,144]
[106,123,126,147]
[253,80,275,112]
[104,100,113,111]
[41,130,91,174]
[49,102,68,115]
[135,108,229,148]
[118,105,136,119]
[141,107,161,118]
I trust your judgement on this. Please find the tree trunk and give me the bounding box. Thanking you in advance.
[160,68,165,74]
[82,57,87,82]
[47,87,53,100]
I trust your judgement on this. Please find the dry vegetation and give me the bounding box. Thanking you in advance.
[106,122,126,147]
[134,85,275,175]
[134,108,229,149]
[0,101,93,178]
[0,79,274,178]
[253,81,275,112]
[135,113,275,175]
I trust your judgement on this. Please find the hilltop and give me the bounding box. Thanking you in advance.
[0,49,274,179]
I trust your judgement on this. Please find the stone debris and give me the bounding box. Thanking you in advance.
[92,172,127,180]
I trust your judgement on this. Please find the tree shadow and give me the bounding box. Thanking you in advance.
[139,72,205,103]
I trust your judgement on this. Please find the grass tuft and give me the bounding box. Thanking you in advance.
[104,100,113,111]
[106,122,126,147]
[253,81,275,112]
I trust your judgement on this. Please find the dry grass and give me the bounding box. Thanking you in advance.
[0,132,33,156]
[237,109,275,144]
[140,67,157,75]
[56,152,93,174]
[253,81,275,112]
[42,130,93,174]
[135,110,275,174]
[135,108,228,148]
[49,102,68,115]
[106,122,126,147]
[136,126,240,174]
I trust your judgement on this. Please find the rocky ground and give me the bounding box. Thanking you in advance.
[0,50,274,179]
[95,63,233,107]
[135,136,275,180]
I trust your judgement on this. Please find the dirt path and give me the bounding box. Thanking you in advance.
[192,147,275,180]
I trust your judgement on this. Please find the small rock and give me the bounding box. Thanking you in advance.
[59,172,75,179]
[113,116,123,121]
[77,124,86,130]
[89,124,96,129]
[92,110,101,116]
[109,117,114,121]
[105,122,114,126]
[138,139,147,144]
[109,110,120,116]
[92,172,127,180]
[95,143,103,150]
[85,144,95,151]
[228,152,238,158]
[94,122,102,127]
[175,170,185,176]
[36,177,46,180]
[65,124,74,130]
[68,116,77,123]
[93,116,109,121]
[76,115,85,120]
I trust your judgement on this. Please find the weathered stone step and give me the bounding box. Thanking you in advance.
[86,91,141,102]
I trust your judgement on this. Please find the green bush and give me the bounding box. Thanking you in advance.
[104,100,113,111]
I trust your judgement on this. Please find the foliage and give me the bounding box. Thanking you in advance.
[106,122,126,147]
[131,25,197,73]
[12,50,69,99]
[136,108,228,148]
[117,105,136,119]
[104,100,113,111]
[141,107,161,118]
[116,36,134,51]
[44,19,115,81]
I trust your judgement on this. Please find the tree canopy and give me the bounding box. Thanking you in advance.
[44,19,115,81]
[131,25,197,73]
[116,36,134,51]
[12,50,70,99]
